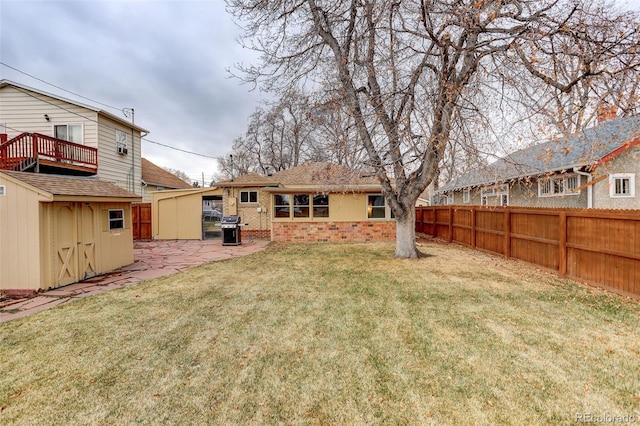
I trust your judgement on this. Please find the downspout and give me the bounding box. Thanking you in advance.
[573,167,592,208]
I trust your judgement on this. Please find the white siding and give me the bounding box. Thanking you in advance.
[0,85,99,147]
[96,115,143,195]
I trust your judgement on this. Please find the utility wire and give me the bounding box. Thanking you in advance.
[1,62,122,112]
[11,86,219,160]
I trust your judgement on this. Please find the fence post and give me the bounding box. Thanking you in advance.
[471,207,476,249]
[448,205,453,242]
[559,211,567,276]
[504,208,511,258]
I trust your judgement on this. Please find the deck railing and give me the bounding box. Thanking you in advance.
[0,133,98,172]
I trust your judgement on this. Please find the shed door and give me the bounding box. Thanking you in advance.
[55,203,78,286]
[54,203,98,286]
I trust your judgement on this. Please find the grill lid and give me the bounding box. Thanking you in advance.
[221,216,241,224]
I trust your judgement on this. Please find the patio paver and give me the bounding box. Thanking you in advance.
[0,239,269,323]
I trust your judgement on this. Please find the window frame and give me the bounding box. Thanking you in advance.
[367,194,394,220]
[54,123,84,144]
[538,174,581,197]
[609,173,635,198]
[272,193,331,219]
[240,190,259,204]
[463,189,471,204]
[108,209,125,230]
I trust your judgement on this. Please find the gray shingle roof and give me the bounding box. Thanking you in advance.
[1,171,140,199]
[439,116,640,192]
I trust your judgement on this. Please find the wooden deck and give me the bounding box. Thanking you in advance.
[0,132,98,175]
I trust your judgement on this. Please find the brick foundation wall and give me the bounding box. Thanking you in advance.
[241,229,271,240]
[272,221,396,243]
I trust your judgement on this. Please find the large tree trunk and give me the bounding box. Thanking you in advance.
[393,207,423,259]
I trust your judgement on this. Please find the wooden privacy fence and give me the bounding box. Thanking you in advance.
[416,206,640,298]
[132,203,152,240]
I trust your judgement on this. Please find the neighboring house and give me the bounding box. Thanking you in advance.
[141,158,192,202]
[0,170,141,295]
[437,115,640,209]
[215,162,396,242]
[0,79,149,195]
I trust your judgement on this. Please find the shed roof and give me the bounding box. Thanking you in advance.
[439,115,640,192]
[0,171,141,201]
[142,158,192,189]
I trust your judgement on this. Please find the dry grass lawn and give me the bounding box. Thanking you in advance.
[1,241,639,425]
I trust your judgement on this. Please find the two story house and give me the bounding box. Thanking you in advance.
[0,79,149,195]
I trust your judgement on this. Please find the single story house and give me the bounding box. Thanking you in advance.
[141,158,193,202]
[0,171,141,295]
[216,162,396,242]
[437,115,640,209]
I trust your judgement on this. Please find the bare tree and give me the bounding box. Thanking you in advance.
[227,0,639,258]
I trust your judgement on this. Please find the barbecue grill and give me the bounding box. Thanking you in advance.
[221,216,242,246]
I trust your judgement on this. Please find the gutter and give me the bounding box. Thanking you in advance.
[573,167,593,208]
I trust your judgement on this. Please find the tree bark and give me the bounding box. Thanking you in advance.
[393,207,423,259]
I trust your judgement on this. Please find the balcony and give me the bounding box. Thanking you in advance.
[0,133,98,176]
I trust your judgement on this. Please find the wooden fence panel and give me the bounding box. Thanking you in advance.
[416,206,640,298]
[132,203,152,240]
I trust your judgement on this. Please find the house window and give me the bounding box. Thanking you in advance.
[240,190,258,204]
[367,194,394,219]
[500,194,509,206]
[116,129,128,154]
[293,194,310,218]
[274,194,290,217]
[463,189,470,204]
[481,196,487,206]
[538,174,581,197]
[108,209,125,230]
[273,193,330,219]
[54,124,83,144]
[313,194,329,218]
[367,195,386,218]
[610,174,635,198]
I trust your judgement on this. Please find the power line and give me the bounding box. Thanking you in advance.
[0,62,123,112]
[9,85,220,160]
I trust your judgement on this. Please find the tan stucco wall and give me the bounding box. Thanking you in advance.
[153,188,223,240]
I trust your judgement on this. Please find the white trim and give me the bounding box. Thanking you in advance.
[108,209,125,230]
[538,173,581,197]
[609,173,635,198]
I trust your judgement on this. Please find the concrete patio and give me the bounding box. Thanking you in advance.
[0,239,270,323]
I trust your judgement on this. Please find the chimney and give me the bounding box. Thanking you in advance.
[597,105,617,123]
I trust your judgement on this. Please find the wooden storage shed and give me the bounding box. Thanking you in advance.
[0,171,141,295]
[152,187,224,240]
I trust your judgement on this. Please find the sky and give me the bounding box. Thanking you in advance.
[1,0,639,185]
[0,0,264,185]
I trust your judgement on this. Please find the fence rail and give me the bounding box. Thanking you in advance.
[416,206,640,298]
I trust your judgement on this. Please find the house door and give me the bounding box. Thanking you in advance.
[54,203,97,287]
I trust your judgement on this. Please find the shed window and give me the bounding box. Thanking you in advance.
[0,185,5,196]
[240,190,258,204]
[108,209,125,230]
[610,174,635,198]
[274,194,290,217]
